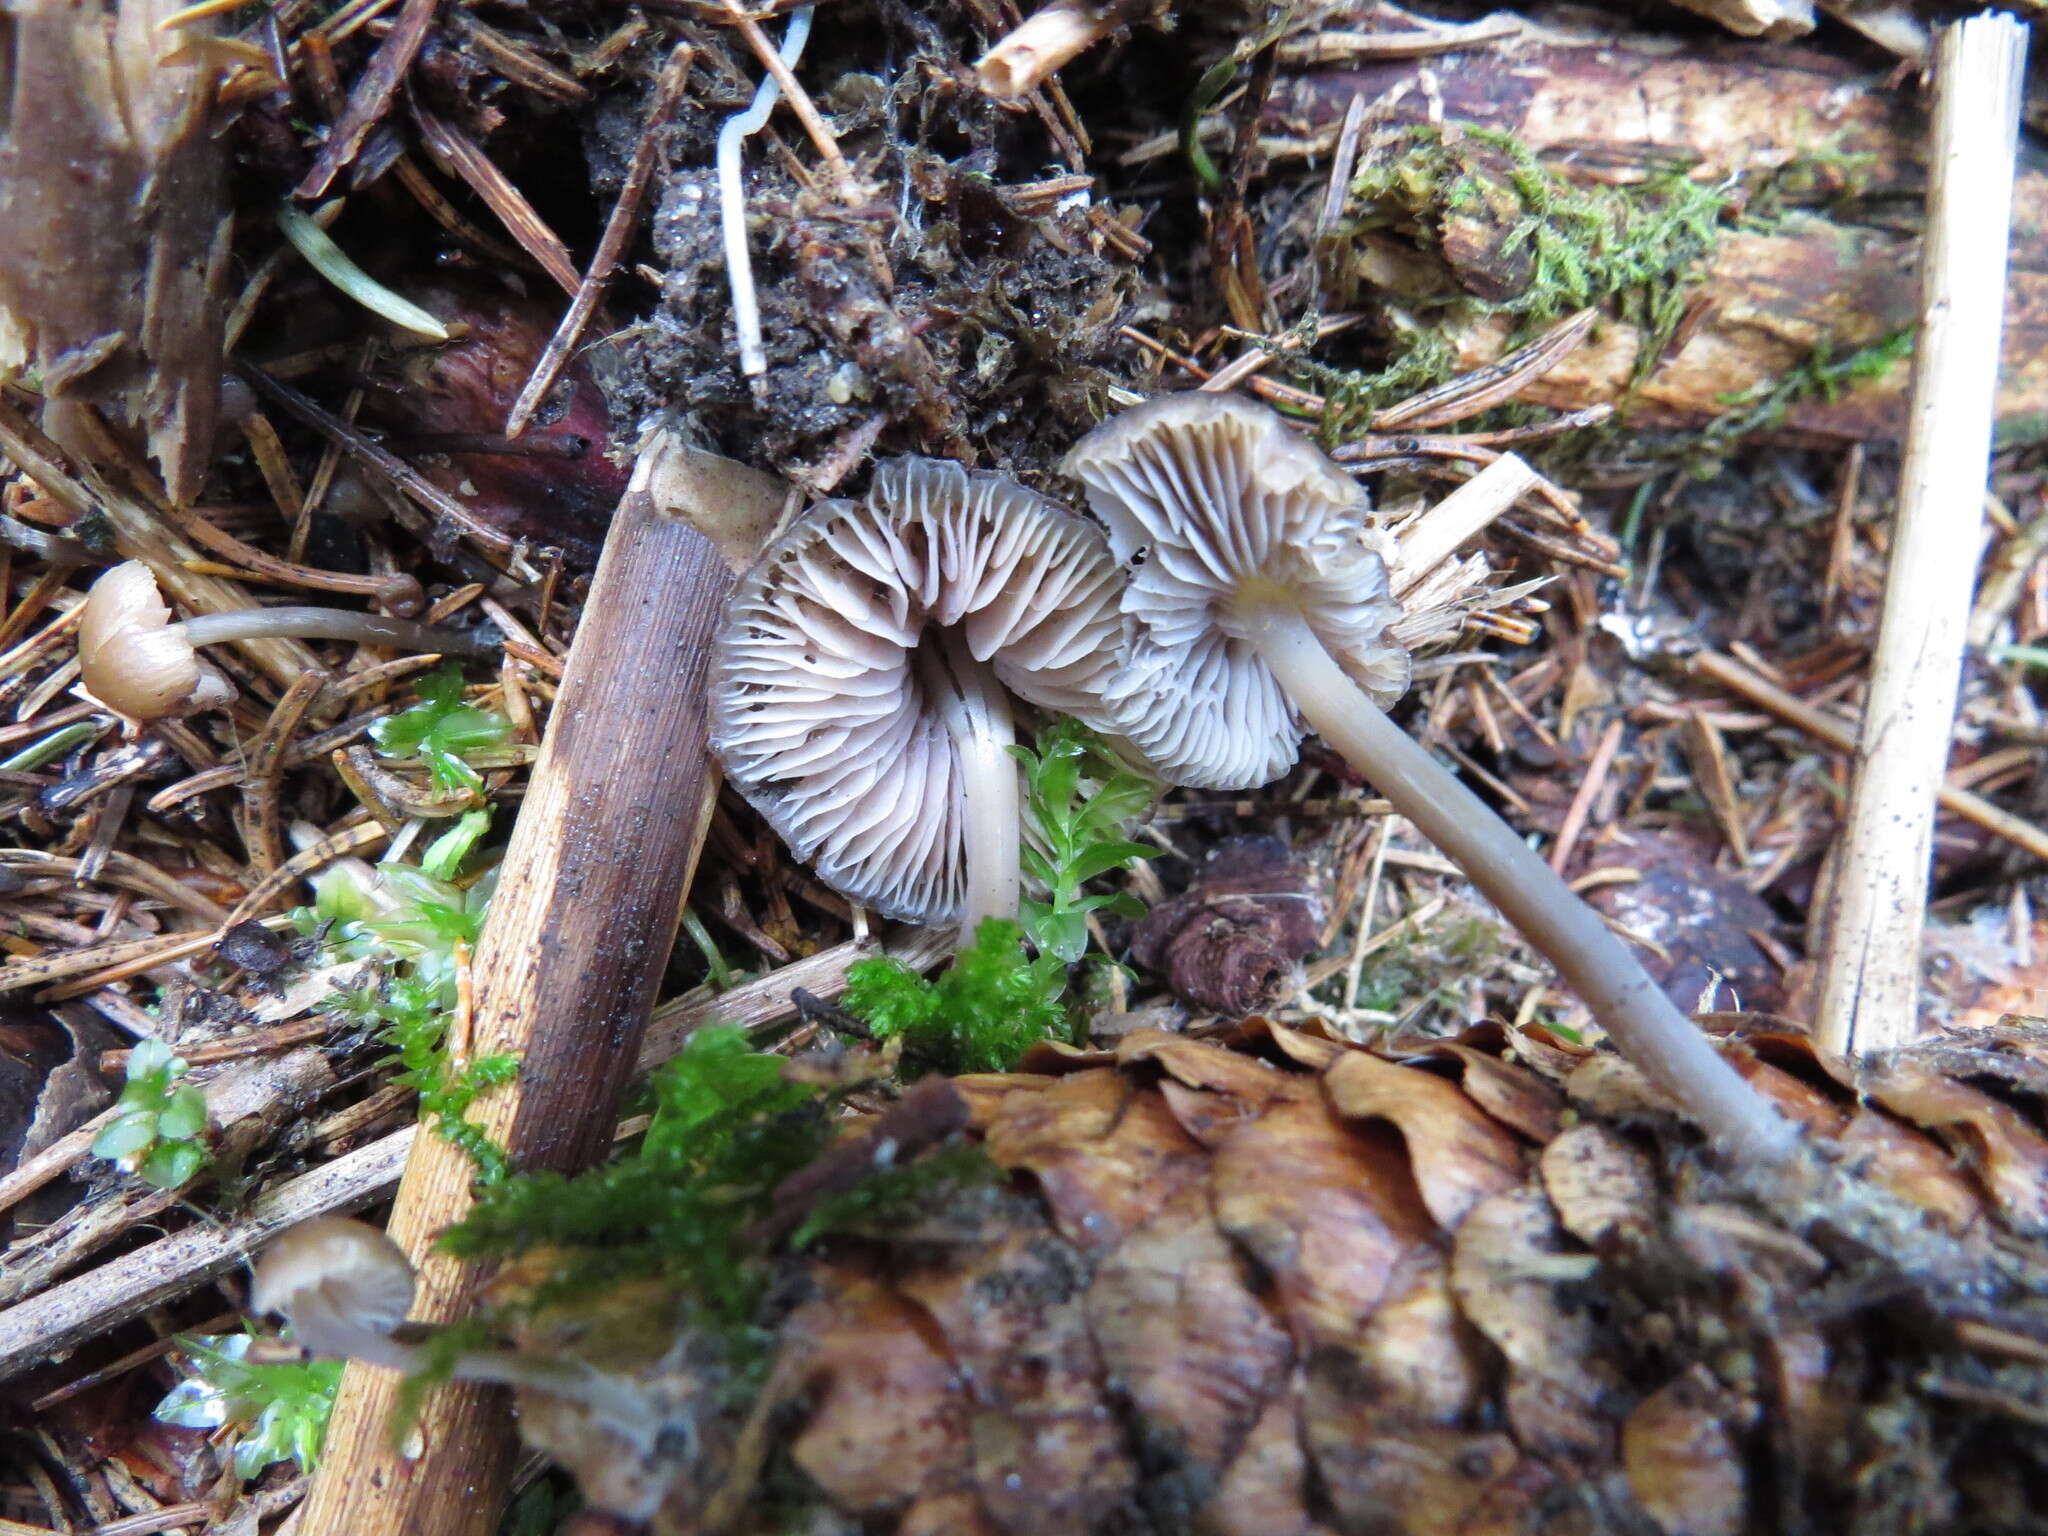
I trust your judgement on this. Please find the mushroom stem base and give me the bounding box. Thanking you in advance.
[920,628,1021,941]
[1243,602,1799,1167]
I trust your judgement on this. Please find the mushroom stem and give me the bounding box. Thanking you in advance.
[300,1323,649,1424]
[1241,600,1801,1166]
[176,607,490,656]
[920,627,1022,938]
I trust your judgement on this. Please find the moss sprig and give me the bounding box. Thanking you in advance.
[369,663,512,794]
[154,1332,342,1479]
[442,1026,827,1326]
[92,1038,209,1190]
[305,810,514,1183]
[1313,120,1734,437]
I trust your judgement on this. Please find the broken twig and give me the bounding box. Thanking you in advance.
[1814,15,2028,1057]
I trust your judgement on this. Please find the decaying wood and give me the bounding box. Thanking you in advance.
[1270,6,2048,443]
[0,0,231,506]
[1814,17,2029,1058]
[302,438,744,1533]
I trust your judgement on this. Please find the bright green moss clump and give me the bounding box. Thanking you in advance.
[443,1026,828,1324]
[1311,121,1733,434]
[843,918,1070,1075]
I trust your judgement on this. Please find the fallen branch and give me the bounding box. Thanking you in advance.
[299,434,740,1534]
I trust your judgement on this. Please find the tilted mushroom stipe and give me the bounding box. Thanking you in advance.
[79,559,493,722]
[711,458,1127,934]
[1065,393,1800,1166]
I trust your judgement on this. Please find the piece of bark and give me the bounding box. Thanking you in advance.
[300,436,741,1534]
[1130,836,1324,1017]
[0,0,230,505]
[1271,9,2048,444]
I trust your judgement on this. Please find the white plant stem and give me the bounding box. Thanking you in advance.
[1243,600,1800,1166]
[717,6,814,378]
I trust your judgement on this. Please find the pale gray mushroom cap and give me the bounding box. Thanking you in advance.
[1061,392,1411,789]
[711,458,1126,924]
[250,1215,417,1350]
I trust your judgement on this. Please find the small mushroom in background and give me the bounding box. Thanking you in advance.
[251,1217,652,1426]
[78,560,491,722]
[711,459,1128,936]
[1064,393,1799,1166]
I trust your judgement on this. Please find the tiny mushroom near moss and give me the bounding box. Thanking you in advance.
[79,560,491,722]
[1064,392,1799,1167]
[252,1217,652,1426]
[711,458,1128,936]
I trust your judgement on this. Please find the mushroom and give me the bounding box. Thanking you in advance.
[78,560,490,722]
[1064,393,1798,1165]
[711,458,1127,934]
[251,1217,651,1424]
[249,1215,420,1372]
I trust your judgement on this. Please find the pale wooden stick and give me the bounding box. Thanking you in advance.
[976,1,1141,99]
[300,437,742,1535]
[1814,14,2028,1058]
[1385,453,1539,597]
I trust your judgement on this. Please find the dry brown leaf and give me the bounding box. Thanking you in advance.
[1325,1052,1526,1229]
[898,1224,1134,1532]
[980,1066,1208,1254]
[1208,1085,1437,1352]
[1834,1106,1987,1232]
[1539,1122,1660,1250]
[1198,1387,1329,1536]
[1390,1038,1565,1142]
[1118,1030,1294,1106]
[785,1273,968,1517]
[1622,1366,1751,1536]
[1860,1061,2048,1234]
[1086,1185,1295,1512]
[1450,1182,1615,1464]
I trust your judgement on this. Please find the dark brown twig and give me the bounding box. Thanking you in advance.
[506,44,694,438]
[295,0,439,199]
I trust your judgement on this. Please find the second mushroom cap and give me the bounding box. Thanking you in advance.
[1062,391,1412,789]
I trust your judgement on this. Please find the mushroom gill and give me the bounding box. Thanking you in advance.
[711,458,1126,933]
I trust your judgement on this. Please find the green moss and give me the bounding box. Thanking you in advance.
[309,839,515,1185]
[369,663,512,794]
[155,1333,342,1479]
[1353,123,1726,317]
[1312,121,1734,438]
[1673,327,1914,477]
[93,1037,209,1190]
[843,918,1070,1074]
[443,1026,827,1327]
[1346,914,1500,1018]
